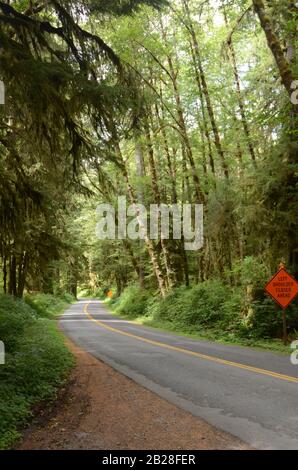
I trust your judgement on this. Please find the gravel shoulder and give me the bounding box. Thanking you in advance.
[18,337,250,450]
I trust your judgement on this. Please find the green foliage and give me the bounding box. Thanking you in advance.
[245,298,298,340]
[0,295,35,352]
[24,293,74,318]
[146,281,234,331]
[0,295,74,449]
[113,285,151,318]
[78,287,108,299]
[0,0,297,390]
[112,276,298,346]
[230,256,269,289]
[89,0,168,16]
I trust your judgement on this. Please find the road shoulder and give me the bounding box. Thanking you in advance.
[18,337,250,450]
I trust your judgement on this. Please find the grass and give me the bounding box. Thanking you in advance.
[107,304,293,355]
[139,317,293,355]
[24,292,74,318]
[0,293,75,449]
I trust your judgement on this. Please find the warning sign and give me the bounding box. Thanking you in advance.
[265,268,298,309]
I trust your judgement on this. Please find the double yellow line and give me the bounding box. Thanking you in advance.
[84,301,298,385]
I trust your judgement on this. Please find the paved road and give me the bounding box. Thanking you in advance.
[60,300,298,450]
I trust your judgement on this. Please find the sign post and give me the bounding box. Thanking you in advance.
[282,309,288,345]
[264,263,298,345]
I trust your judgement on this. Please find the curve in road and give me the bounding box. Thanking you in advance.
[60,300,298,450]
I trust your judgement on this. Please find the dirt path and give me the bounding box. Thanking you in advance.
[18,339,250,450]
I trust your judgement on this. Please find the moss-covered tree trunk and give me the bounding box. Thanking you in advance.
[252,0,296,102]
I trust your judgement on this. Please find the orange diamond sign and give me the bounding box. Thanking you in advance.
[265,268,298,309]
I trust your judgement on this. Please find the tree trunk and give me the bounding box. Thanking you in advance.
[252,0,296,103]
[134,138,146,290]
[189,39,215,177]
[3,255,7,294]
[223,7,257,166]
[122,239,144,288]
[159,20,205,202]
[9,254,17,296]
[17,251,28,298]
[144,118,178,289]
[114,141,167,298]
[155,102,178,203]
[182,0,229,179]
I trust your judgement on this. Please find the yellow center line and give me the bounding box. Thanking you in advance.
[84,301,298,385]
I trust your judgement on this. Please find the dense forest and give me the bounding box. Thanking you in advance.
[0,0,297,340]
[0,0,297,450]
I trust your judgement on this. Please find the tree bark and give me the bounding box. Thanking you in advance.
[189,39,215,177]
[134,138,146,290]
[182,0,229,179]
[252,0,296,104]
[3,254,7,294]
[144,118,178,289]
[114,141,167,298]
[17,251,27,297]
[223,7,257,167]
[154,102,178,203]
[9,254,17,296]
[159,19,205,202]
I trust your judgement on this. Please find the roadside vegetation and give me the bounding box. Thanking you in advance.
[74,1,296,353]
[107,257,298,354]
[0,0,297,448]
[0,294,74,449]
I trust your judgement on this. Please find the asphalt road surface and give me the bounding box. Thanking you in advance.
[60,300,298,450]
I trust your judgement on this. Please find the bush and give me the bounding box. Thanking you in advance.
[113,285,151,319]
[24,292,74,318]
[0,294,74,449]
[230,256,269,289]
[147,281,229,331]
[0,295,35,352]
[243,297,298,339]
[229,257,298,339]
[113,275,298,343]
[59,292,75,304]
[94,287,110,300]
